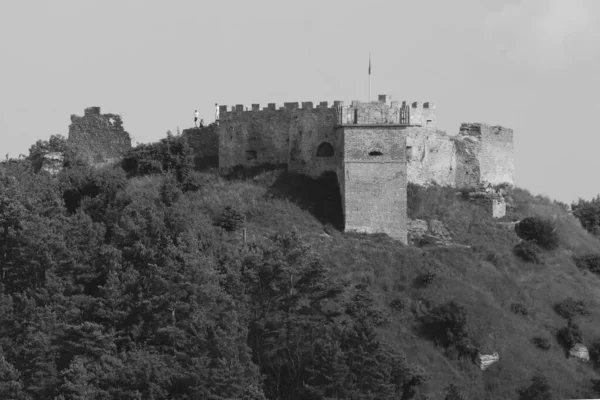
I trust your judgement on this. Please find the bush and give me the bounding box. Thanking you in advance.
[557,319,583,349]
[517,374,553,400]
[216,206,245,232]
[510,303,529,316]
[554,297,589,319]
[531,337,552,350]
[571,195,600,235]
[419,271,438,287]
[513,241,542,263]
[422,300,470,350]
[514,217,559,250]
[121,131,194,182]
[593,379,600,396]
[589,340,600,367]
[573,253,600,274]
[443,383,465,400]
[389,297,406,311]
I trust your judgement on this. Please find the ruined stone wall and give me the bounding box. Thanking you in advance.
[468,123,514,186]
[404,128,456,186]
[182,125,219,169]
[402,123,514,188]
[68,107,131,167]
[453,135,481,188]
[342,126,407,243]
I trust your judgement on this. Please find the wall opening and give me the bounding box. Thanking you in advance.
[406,146,413,161]
[316,142,335,157]
[245,150,257,161]
[369,151,383,156]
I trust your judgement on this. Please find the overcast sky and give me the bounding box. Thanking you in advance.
[1,0,599,203]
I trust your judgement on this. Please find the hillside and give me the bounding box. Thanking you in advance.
[2,134,600,399]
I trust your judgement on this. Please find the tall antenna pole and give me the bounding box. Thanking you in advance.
[368,52,371,102]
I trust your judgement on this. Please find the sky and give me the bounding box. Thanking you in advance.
[1,0,599,203]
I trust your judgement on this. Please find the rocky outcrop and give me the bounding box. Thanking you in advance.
[68,107,131,167]
[477,352,499,370]
[569,344,589,362]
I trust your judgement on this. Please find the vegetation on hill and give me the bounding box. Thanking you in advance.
[1,130,600,399]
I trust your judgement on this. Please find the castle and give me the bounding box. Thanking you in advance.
[217,95,515,243]
[57,99,514,245]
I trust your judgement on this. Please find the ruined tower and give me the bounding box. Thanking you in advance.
[68,107,132,167]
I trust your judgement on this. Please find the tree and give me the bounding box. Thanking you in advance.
[514,217,558,250]
[571,195,600,235]
[517,374,553,400]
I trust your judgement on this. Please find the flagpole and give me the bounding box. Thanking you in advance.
[368,52,371,102]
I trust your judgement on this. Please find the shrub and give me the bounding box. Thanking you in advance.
[389,297,406,311]
[557,319,583,349]
[513,241,542,263]
[531,337,552,351]
[422,300,470,350]
[510,303,529,316]
[216,206,245,232]
[589,340,600,367]
[514,217,559,250]
[554,297,589,319]
[573,253,600,274]
[419,271,438,287]
[593,379,600,396]
[517,374,553,400]
[444,383,465,400]
[121,131,194,182]
[484,250,507,268]
[571,195,600,235]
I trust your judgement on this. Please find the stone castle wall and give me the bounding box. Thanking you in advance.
[218,96,436,179]
[215,95,514,242]
[218,102,344,178]
[404,123,514,187]
[342,126,407,242]
[182,125,219,169]
[68,107,131,167]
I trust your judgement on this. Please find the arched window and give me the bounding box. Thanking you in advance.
[316,142,335,157]
[369,151,383,156]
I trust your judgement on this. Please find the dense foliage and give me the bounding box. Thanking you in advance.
[6,132,600,399]
[0,145,430,399]
[514,217,559,250]
[572,196,600,236]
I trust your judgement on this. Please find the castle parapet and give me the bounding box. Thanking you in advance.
[216,95,436,128]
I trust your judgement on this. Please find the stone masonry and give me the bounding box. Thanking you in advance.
[182,125,219,169]
[217,94,515,243]
[68,107,132,167]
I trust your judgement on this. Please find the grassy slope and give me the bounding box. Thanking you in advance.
[137,169,600,400]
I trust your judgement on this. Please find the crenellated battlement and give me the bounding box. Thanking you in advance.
[218,94,436,128]
[219,100,343,115]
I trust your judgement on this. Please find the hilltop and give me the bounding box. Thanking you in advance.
[1,131,600,399]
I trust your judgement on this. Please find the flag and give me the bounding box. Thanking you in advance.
[368,53,371,75]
